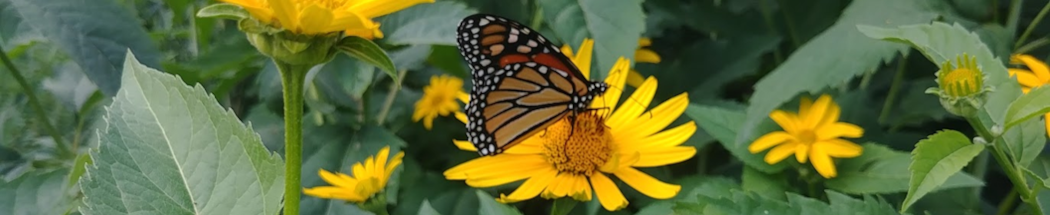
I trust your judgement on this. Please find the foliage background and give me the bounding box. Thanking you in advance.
[1,0,1050,214]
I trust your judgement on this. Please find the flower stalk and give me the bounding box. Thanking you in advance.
[0,43,70,158]
[277,61,311,215]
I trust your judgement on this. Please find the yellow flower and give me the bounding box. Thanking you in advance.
[303,146,405,202]
[1009,54,1050,138]
[444,57,697,211]
[748,94,864,179]
[560,38,660,88]
[221,0,433,37]
[413,75,469,130]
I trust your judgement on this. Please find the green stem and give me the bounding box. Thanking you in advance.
[277,61,310,215]
[997,188,1019,215]
[0,43,69,156]
[376,70,407,125]
[970,150,989,209]
[1006,0,1025,39]
[1016,37,1050,54]
[1015,0,1050,49]
[550,198,578,215]
[967,117,1043,214]
[879,58,907,125]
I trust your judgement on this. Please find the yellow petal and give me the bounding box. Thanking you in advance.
[803,95,833,129]
[1009,69,1047,88]
[560,44,575,59]
[638,38,652,47]
[595,58,632,110]
[374,147,390,175]
[634,49,661,63]
[453,139,476,151]
[590,173,628,211]
[633,146,696,167]
[297,4,333,35]
[794,142,809,163]
[748,131,792,153]
[543,173,574,198]
[816,122,864,140]
[443,154,539,179]
[1046,113,1050,139]
[621,93,688,140]
[626,69,646,88]
[502,136,545,154]
[422,114,434,129]
[460,156,548,181]
[614,167,680,199]
[466,162,549,188]
[607,77,656,128]
[819,139,864,158]
[267,0,298,31]
[764,142,797,164]
[809,146,838,178]
[303,186,365,202]
[799,96,813,117]
[573,39,595,79]
[498,168,558,202]
[1015,54,1050,82]
[457,91,470,104]
[819,98,841,127]
[318,169,356,188]
[325,12,372,35]
[350,0,434,19]
[636,122,696,149]
[769,110,801,134]
[567,175,592,201]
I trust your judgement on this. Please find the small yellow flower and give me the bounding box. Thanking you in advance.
[748,94,864,179]
[928,54,989,117]
[303,146,405,202]
[413,75,469,130]
[221,0,433,37]
[1009,54,1050,137]
[445,57,697,211]
[560,38,660,88]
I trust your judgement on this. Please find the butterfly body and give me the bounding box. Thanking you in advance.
[456,14,608,156]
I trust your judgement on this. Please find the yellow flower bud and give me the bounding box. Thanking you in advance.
[927,53,990,117]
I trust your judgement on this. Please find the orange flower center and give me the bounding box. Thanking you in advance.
[943,68,981,97]
[542,112,614,176]
[797,129,818,144]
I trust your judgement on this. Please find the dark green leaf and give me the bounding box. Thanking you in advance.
[195,3,248,20]
[7,0,162,96]
[476,190,523,215]
[80,53,285,215]
[827,143,984,194]
[737,0,938,147]
[337,36,398,83]
[685,104,787,173]
[901,130,985,212]
[300,125,406,214]
[741,165,788,200]
[1001,118,1047,167]
[377,1,476,45]
[1004,86,1050,131]
[537,0,645,79]
[419,200,442,215]
[0,169,76,215]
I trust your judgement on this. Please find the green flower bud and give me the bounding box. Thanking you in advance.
[239,18,340,67]
[926,53,992,118]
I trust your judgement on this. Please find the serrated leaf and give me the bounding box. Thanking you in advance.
[0,169,76,215]
[196,3,248,20]
[827,143,983,195]
[7,0,162,96]
[736,0,937,147]
[419,200,442,215]
[476,190,522,215]
[337,36,397,83]
[825,191,901,215]
[1003,86,1050,131]
[537,0,645,79]
[80,52,284,215]
[1001,118,1047,167]
[741,165,788,200]
[377,1,476,45]
[684,104,787,173]
[901,130,985,212]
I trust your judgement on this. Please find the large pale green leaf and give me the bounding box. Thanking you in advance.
[80,53,284,215]
[537,0,644,79]
[1003,86,1050,131]
[826,143,983,194]
[685,104,787,173]
[7,0,161,96]
[476,190,522,215]
[1001,118,1047,167]
[377,1,476,45]
[901,130,985,212]
[736,0,938,147]
[0,169,77,215]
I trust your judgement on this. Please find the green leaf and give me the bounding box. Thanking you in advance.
[318,54,376,100]
[195,3,248,20]
[376,1,476,45]
[901,130,985,212]
[68,153,93,187]
[824,191,901,215]
[0,169,76,215]
[7,0,162,96]
[685,104,787,173]
[337,36,398,83]
[736,0,937,147]
[1001,118,1047,167]
[419,200,442,215]
[537,0,645,79]
[1004,86,1050,130]
[741,165,788,200]
[476,190,523,215]
[826,143,984,194]
[80,53,285,215]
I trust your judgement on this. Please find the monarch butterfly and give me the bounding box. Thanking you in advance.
[456,14,609,156]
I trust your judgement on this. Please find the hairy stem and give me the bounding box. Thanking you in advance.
[277,61,310,215]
